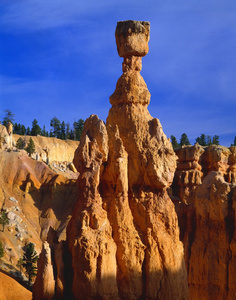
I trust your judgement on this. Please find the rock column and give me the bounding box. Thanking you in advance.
[34,20,189,300]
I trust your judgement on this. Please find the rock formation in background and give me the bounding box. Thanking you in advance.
[13,134,79,167]
[0,123,12,149]
[34,20,188,300]
[173,144,236,300]
[0,143,78,286]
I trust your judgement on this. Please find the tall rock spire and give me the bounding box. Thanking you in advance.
[33,20,189,300]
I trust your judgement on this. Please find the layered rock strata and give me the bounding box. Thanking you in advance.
[173,145,236,300]
[33,20,188,300]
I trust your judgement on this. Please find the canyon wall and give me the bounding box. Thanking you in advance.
[0,147,78,286]
[13,134,79,164]
[173,144,236,300]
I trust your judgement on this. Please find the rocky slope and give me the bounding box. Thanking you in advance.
[0,146,78,287]
[172,144,236,300]
[33,20,188,300]
[0,270,32,300]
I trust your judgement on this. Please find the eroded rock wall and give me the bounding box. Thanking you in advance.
[173,145,236,300]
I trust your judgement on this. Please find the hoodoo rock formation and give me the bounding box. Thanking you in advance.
[34,20,188,299]
[173,145,236,300]
[0,123,13,149]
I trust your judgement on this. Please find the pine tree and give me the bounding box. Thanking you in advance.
[196,134,206,146]
[0,209,9,232]
[31,119,41,136]
[206,135,212,146]
[0,240,4,258]
[60,121,66,140]
[41,125,46,136]
[13,123,19,134]
[212,135,220,145]
[50,117,61,138]
[26,127,31,135]
[25,138,36,157]
[73,119,84,141]
[19,125,26,135]
[234,136,236,146]
[22,243,38,285]
[16,137,25,149]
[66,123,70,139]
[2,110,15,127]
[170,135,179,149]
[17,257,24,275]
[180,133,191,146]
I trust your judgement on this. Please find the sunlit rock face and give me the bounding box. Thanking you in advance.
[67,20,188,300]
[173,145,236,300]
[34,20,188,300]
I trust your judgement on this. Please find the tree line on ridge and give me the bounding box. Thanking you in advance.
[1,109,236,148]
[1,109,84,141]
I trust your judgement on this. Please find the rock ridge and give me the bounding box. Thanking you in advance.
[172,144,236,299]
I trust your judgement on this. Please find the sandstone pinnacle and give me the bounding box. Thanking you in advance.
[33,20,188,300]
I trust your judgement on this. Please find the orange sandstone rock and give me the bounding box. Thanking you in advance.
[33,242,55,300]
[0,271,32,300]
[34,20,188,300]
[65,20,188,300]
[173,145,236,300]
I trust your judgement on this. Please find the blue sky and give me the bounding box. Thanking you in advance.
[0,0,235,146]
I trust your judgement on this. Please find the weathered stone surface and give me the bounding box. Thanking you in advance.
[172,144,204,204]
[13,134,79,165]
[64,20,188,300]
[115,20,150,57]
[33,242,55,300]
[33,20,188,300]
[0,123,12,149]
[0,271,32,300]
[188,172,236,300]
[173,145,236,300]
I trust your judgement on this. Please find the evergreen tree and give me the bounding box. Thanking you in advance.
[234,136,236,146]
[180,133,191,146]
[73,119,84,141]
[41,125,46,136]
[69,129,74,140]
[206,135,212,146]
[196,137,201,144]
[13,123,19,134]
[25,138,36,157]
[0,240,4,258]
[60,121,66,140]
[22,243,38,285]
[26,127,31,135]
[17,257,24,275]
[66,123,70,139]
[2,110,15,127]
[31,119,41,136]
[212,135,220,145]
[19,125,26,135]
[170,135,179,149]
[50,117,61,138]
[0,209,9,232]
[196,134,206,146]
[16,137,25,149]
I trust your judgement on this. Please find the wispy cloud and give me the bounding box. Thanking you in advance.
[0,0,115,32]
